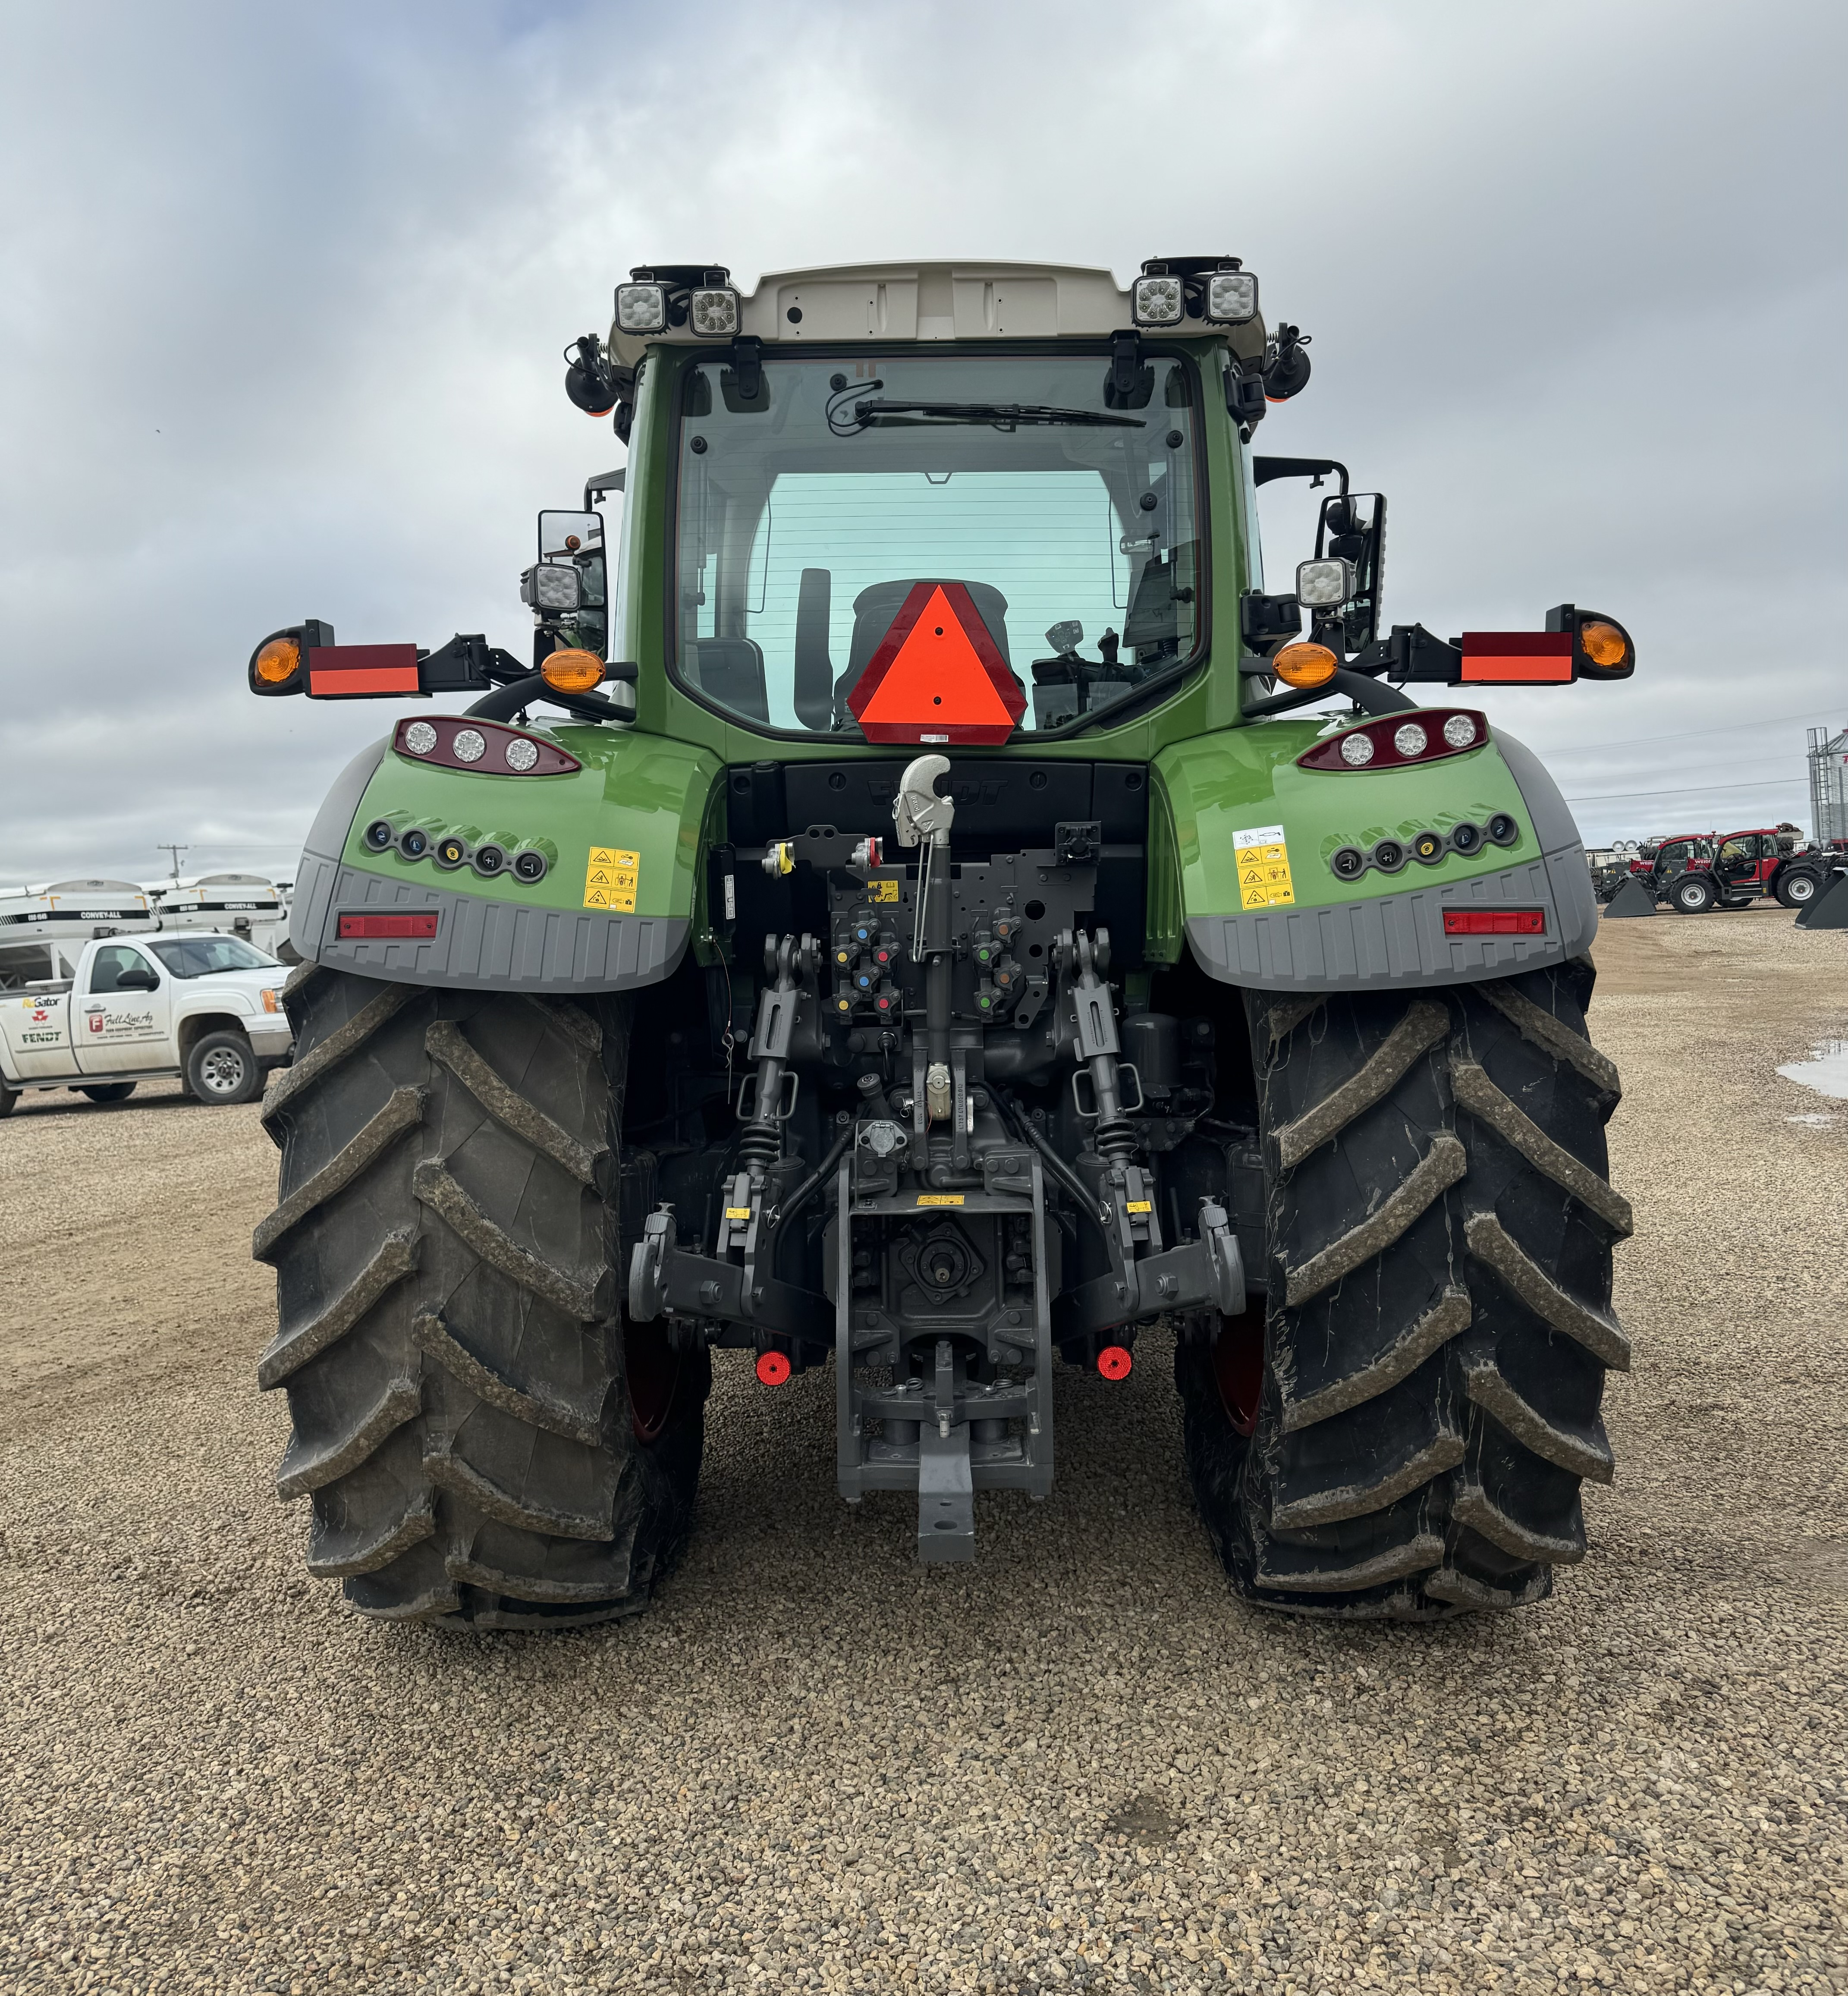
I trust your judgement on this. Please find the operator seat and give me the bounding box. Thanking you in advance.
[685,637,770,724]
[835,578,1018,719]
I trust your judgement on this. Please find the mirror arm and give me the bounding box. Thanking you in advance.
[1251,455,1349,493]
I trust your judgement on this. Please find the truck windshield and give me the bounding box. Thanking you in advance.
[145,935,277,977]
[673,350,1204,734]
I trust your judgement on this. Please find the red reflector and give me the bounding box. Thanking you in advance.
[847,582,1026,745]
[308,644,421,697]
[1097,1344,1133,1381]
[755,1351,792,1386]
[1459,632,1573,685]
[337,913,439,939]
[1443,909,1546,935]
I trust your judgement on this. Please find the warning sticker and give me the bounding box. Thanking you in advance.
[584,846,640,913]
[1234,823,1295,910]
[867,878,900,904]
[723,1207,751,1221]
[915,1193,965,1207]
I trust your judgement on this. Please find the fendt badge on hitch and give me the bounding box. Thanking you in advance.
[247,255,1635,1629]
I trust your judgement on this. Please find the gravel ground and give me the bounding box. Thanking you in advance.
[2,908,1845,1995]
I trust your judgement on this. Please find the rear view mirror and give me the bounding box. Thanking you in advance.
[1317,491,1386,654]
[539,510,603,562]
[530,510,609,656]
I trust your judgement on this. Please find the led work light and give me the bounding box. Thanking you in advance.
[689,286,742,337]
[1204,269,1258,323]
[1295,557,1357,609]
[1132,274,1184,326]
[523,564,583,613]
[616,283,667,333]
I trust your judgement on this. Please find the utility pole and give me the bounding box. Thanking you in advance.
[157,843,189,883]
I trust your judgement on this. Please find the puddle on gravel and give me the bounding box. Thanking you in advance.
[1104,1794,1178,1844]
[1777,1040,1848,1101]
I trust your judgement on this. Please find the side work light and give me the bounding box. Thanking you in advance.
[1295,557,1357,610]
[522,564,584,612]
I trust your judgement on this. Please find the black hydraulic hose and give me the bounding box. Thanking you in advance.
[988,1086,1110,1237]
[1241,665,1418,720]
[466,665,638,725]
[766,1128,852,1234]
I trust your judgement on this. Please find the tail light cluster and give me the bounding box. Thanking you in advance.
[1297,709,1488,773]
[363,816,553,885]
[1330,815,1521,881]
[393,716,579,777]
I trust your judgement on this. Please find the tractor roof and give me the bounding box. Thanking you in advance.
[605,257,1270,365]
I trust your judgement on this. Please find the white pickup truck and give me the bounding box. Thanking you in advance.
[0,931,293,1114]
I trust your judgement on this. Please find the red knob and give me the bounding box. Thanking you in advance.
[1097,1345,1133,1381]
[755,1351,792,1386]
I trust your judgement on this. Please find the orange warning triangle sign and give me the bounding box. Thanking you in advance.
[847,582,1026,745]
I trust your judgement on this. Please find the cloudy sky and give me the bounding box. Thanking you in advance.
[1,0,1843,889]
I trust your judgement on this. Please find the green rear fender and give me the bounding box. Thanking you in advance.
[1152,719,1597,993]
[288,726,721,992]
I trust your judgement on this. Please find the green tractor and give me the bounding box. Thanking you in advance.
[247,257,1634,1628]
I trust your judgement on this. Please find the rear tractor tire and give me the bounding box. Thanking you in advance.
[1177,963,1630,1618]
[255,967,707,1627]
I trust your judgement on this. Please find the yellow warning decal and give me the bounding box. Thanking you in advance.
[584,845,640,913]
[723,1206,751,1221]
[1234,822,1295,910]
[915,1193,965,1206]
[1125,1200,1153,1214]
[867,878,900,903]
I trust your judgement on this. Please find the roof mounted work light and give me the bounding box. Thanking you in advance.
[688,285,742,338]
[615,282,667,333]
[1131,272,1184,326]
[1204,267,1258,323]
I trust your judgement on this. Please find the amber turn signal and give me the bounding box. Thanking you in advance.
[1272,642,1339,690]
[539,648,606,695]
[1578,621,1628,670]
[253,636,301,686]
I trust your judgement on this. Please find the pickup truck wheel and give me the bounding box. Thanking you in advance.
[1776,870,1820,908]
[186,1031,263,1105]
[255,967,707,1627]
[77,1083,138,1104]
[1175,967,1630,1618]
[0,1080,16,1119]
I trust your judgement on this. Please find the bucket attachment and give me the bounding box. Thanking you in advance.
[1601,875,1658,919]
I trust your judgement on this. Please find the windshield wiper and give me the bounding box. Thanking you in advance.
[838,399,1145,434]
